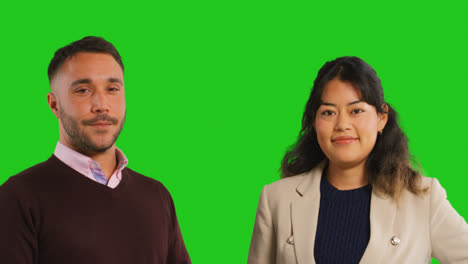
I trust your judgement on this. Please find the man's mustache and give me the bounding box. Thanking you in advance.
[82,114,118,125]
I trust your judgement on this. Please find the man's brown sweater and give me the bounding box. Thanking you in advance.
[0,155,191,264]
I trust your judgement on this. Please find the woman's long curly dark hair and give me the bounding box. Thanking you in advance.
[281,56,426,198]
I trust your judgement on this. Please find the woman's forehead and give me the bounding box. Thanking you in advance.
[320,78,363,104]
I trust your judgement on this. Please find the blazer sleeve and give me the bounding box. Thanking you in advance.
[248,185,276,264]
[430,178,468,263]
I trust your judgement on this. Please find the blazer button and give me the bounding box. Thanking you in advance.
[390,236,400,246]
[286,236,294,245]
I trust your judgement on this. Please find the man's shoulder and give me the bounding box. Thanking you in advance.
[122,168,178,208]
[0,157,60,201]
[122,167,170,193]
[2,157,57,187]
[123,167,161,184]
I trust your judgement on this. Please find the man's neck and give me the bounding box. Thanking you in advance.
[59,139,118,179]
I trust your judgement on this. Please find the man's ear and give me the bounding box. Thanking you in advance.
[378,103,389,132]
[47,92,60,119]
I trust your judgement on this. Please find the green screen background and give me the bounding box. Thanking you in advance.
[1,1,466,263]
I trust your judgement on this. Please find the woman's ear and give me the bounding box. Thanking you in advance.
[378,104,389,132]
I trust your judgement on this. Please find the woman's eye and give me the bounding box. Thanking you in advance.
[321,110,335,116]
[351,109,364,114]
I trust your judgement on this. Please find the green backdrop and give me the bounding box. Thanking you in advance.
[1,1,466,263]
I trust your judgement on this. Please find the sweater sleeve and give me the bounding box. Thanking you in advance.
[162,185,191,264]
[0,177,38,264]
[430,178,468,263]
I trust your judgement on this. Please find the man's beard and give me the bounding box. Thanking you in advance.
[59,108,125,155]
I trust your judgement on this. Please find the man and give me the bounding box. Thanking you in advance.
[0,36,191,264]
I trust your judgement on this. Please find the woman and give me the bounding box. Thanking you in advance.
[247,56,468,263]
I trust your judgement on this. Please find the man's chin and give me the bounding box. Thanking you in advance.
[76,139,116,154]
[89,142,115,153]
[79,129,121,154]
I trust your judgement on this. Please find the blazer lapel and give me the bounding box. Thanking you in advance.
[360,191,397,263]
[291,164,324,264]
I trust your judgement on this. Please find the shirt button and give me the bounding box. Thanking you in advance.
[390,236,400,246]
[286,236,294,245]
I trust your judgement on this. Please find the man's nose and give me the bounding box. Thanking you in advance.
[91,91,109,113]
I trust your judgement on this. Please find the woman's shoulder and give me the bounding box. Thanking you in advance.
[256,172,312,213]
[407,175,444,198]
[265,172,310,194]
[262,164,324,201]
[397,176,445,209]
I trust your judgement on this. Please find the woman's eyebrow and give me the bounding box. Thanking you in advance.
[320,101,336,106]
[319,100,362,107]
[347,100,363,106]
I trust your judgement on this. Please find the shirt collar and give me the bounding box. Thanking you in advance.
[54,141,128,178]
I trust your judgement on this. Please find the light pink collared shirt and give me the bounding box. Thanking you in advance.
[54,141,129,189]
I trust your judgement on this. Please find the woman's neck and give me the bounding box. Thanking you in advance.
[326,161,368,190]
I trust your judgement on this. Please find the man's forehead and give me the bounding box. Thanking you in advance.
[61,52,123,74]
[52,52,124,88]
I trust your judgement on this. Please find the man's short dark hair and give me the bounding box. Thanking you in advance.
[48,36,124,82]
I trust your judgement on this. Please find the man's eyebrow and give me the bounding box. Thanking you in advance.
[319,100,363,106]
[70,78,123,87]
[71,78,91,87]
[108,78,123,84]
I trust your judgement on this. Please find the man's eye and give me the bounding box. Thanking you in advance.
[352,109,364,114]
[108,87,120,92]
[76,88,90,93]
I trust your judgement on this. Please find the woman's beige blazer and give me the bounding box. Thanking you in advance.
[248,163,468,264]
